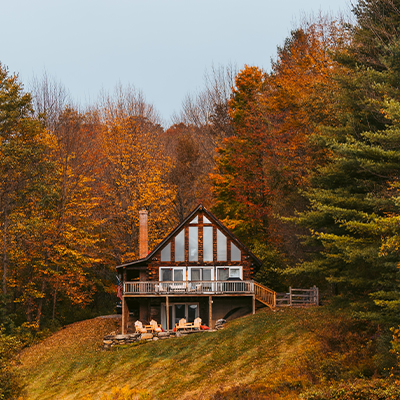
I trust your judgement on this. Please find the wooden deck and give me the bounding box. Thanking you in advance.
[122,281,318,309]
[124,280,255,295]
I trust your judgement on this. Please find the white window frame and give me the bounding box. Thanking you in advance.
[159,267,186,281]
[216,266,243,280]
[188,267,214,281]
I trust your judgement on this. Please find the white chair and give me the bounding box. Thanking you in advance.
[135,320,147,334]
[194,317,202,330]
[149,319,162,332]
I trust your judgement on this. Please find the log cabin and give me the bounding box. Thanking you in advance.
[117,204,275,333]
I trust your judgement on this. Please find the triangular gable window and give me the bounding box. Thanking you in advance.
[231,242,241,261]
[190,216,198,224]
[203,216,211,224]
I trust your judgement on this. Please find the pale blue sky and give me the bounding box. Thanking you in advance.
[1,0,351,125]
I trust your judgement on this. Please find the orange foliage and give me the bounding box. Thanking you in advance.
[212,18,349,244]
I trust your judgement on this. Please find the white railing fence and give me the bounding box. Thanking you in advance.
[124,280,254,295]
[123,281,319,307]
[275,286,319,306]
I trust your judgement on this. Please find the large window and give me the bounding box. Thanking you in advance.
[175,230,185,261]
[217,266,242,280]
[189,267,213,281]
[189,226,198,261]
[217,229,227,261]
[160,267,185,281]
[203,226,213,261]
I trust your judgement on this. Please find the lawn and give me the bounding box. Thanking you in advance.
[18,307,382,399]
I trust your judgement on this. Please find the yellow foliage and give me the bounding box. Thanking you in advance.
[98,109,176,262]
[82,385,151,400]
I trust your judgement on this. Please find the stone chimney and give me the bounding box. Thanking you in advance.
[139,209,148,259]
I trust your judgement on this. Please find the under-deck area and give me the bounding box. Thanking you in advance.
[121,292,255,334]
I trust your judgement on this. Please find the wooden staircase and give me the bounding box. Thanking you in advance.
[254,282,276,309]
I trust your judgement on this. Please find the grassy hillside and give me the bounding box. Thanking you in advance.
[17,307,394,399]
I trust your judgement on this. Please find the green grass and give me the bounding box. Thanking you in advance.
[17,307,389,399]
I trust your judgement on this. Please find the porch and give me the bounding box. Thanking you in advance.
[121,294,255,334]
[123,280,255,295]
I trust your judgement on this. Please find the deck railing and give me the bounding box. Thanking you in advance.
[124,280,255,295]
[123,281,319,307]
[254,282,276,308]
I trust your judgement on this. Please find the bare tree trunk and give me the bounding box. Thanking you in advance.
[26,297,32,324]
[2,207,9,295]
[36,278,46,327]
[52,265,59,321]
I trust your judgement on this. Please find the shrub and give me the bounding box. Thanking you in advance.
[300,379,400,400]
[0,329,24,399]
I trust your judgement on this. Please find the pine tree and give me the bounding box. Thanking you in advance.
[290,0,400,320]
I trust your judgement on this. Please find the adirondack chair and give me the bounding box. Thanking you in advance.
[175,318,188,331]
[149,319,162,332]
[193,317,202,330]
[134,320,148,334]
[176,317,202,331]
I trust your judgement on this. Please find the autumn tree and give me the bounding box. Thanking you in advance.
[211,17,348,276]
[0,64,49,296]
[97,86,175,265]
[7,106,108,326]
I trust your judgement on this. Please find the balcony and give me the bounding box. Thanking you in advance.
[123,280,255,295]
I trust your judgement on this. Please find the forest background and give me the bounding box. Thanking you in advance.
[2,0,400,398]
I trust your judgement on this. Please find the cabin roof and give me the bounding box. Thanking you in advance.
[116,204,262,269]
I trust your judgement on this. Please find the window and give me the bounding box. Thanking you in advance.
[217,268,229,281]
[190,216,198,224]
[189,226,198,261]
[161,268,172,281]
[175,230,185,261]
[161,243,171,261]
[203,268,212,280]
[203,226,213,261]
[191,268,201,281]
[203,215,211,224]
[160,267,186,281]
[230,268,241,278]
[174,269,184,281]
[161,302,199,330]
[231,242,241,261]
[217,266,243,280]
[217,229,227,261]
[188,304,197,322]
[189,267,213,281]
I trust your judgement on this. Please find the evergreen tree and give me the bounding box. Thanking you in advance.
[290,0,400,320]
